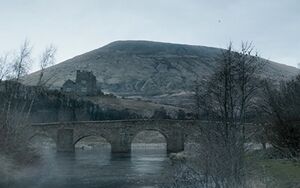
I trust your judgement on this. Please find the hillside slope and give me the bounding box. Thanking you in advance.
[23,40,299,107]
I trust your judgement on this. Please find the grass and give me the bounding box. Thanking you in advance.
[248,150,300,188]
[257,159,300,187]
[259,159,300,181]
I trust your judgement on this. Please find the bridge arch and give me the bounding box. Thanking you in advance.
[29,130,57,143]
[74,133,112,145]
[132,128,169,140]
[74,134,112,150]
[129,127,183,153]
[29,132,56,150]
[131,129,167,151]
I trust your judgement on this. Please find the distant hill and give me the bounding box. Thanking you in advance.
[23,40,299,108]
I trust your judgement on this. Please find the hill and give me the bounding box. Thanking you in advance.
[23,40,299,108]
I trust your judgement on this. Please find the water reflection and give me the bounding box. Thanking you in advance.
[3,144,171,188]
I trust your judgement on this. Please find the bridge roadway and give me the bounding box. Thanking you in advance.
[30,119,207,153]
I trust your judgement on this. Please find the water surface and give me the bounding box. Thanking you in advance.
[3,144,172,188]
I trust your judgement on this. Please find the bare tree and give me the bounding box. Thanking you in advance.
[187,42,264,188]
[0,41,57,172]
[12,39,32,81]
[1,40,33,134]
[25,45,56,120]
[3,40,33,126]
[0,53,11,81]
[37,44,56,86]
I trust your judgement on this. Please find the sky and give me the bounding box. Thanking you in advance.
[0,0,300,71]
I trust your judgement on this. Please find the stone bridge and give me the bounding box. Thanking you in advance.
[30,119,206,153]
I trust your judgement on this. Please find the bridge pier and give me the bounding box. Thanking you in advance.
[166,131,184,153]
[111,130,131,153]
[57,129,75,152]
[111,142,131,153]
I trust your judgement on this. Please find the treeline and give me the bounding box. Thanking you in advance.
[0,80,142,122]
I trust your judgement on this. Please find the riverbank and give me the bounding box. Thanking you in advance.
[253,158,300,187]
[168,147,300,188]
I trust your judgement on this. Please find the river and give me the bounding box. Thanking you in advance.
[3,144,173,188]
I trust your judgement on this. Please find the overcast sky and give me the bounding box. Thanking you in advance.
[0,0,299,71]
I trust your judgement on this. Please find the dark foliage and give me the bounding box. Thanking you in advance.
[262,75,300,158]
[151,107,171,119]
[0,80,142,122]
[176,109,186,120]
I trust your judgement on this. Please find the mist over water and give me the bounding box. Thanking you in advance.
[2,144,171,188]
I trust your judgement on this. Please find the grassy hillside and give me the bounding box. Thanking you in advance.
[23,40,299,108]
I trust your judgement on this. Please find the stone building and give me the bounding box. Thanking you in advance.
[62,70,97,96]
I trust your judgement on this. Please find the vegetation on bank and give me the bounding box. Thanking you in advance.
[0,41,42,182]
[245,148,300,188]
[262,75,300,159]
[257,159,300,187]
[170,42,300,188]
